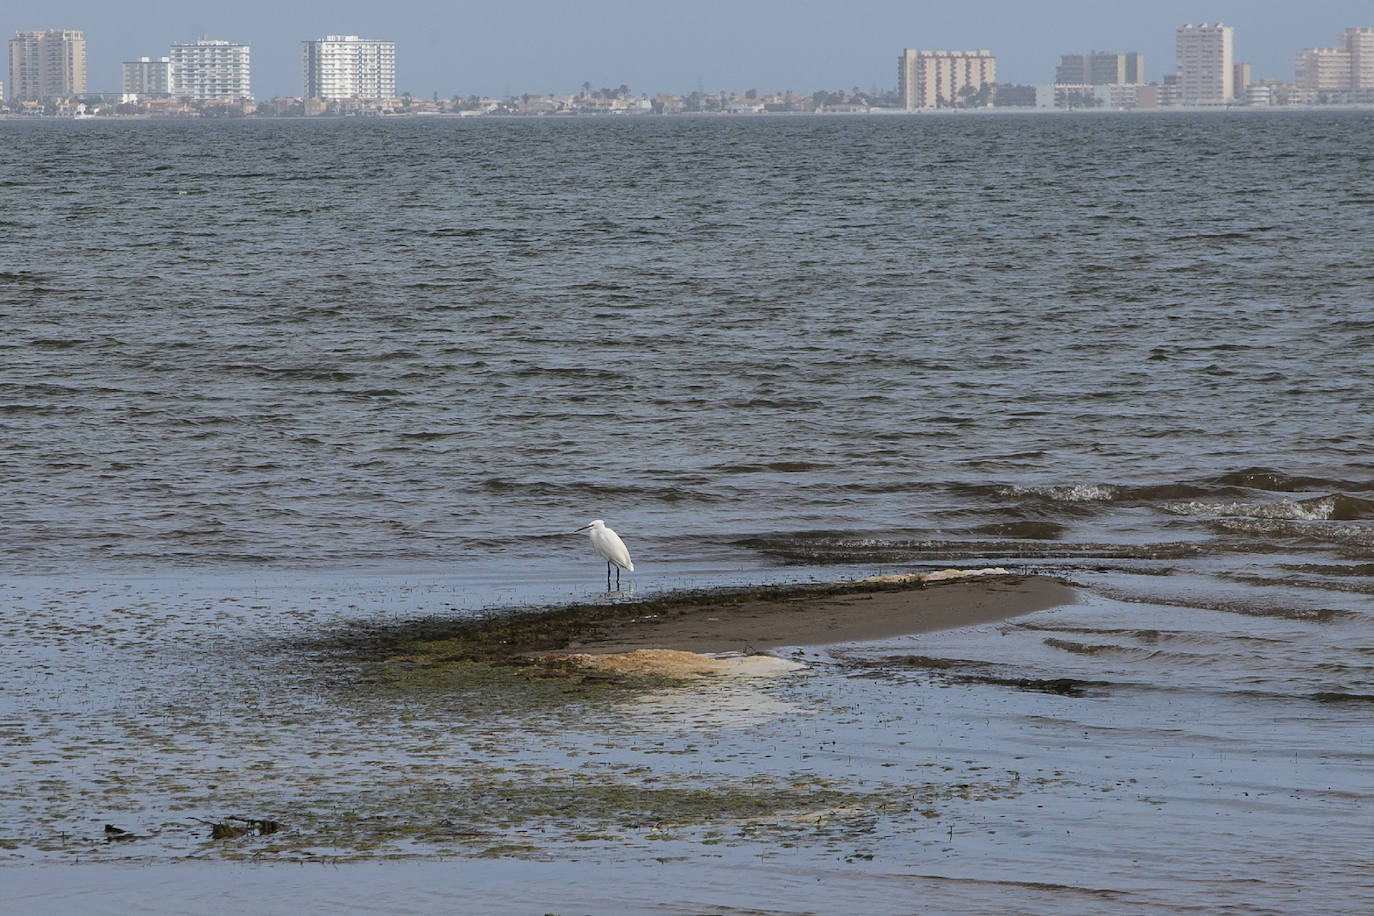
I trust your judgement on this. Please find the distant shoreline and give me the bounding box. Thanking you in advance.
[4,104,1374,123]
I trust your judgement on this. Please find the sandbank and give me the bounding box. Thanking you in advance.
[557,572,1075,657]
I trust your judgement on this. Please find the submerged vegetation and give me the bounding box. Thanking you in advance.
[4,575,1067,866]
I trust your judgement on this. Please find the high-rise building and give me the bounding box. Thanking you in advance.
[1295,47,1352,93]
[1124,52,1145,84]
[8,29,86,102]
[898,49,996,110]
[122,56,172,99]
[169,39,252,102]
[1343,27,1374,89]
[1176,23,1234,104]
[302,35,396,100]
[1055,51,1144,85]
[1293,27,1374,98]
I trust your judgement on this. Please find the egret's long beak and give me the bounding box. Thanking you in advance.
[573,524,591,533]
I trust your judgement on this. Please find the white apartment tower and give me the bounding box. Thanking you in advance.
[302,35,396,100]
[122,56,172,99]
[898,48,996,109]
[169,39,252,102]
[1294,27,1374,97]
[1295,47,1353,93]
[1176,23,1234,105]
[1343,27,1374,90]
[8,29,86,101]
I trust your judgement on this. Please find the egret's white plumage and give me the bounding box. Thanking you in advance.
[577,519,633,586]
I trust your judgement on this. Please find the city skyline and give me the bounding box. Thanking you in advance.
[2,0,1371,100]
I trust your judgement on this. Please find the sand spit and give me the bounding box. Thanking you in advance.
[341,573,1076,682]
[557,573,1075,657]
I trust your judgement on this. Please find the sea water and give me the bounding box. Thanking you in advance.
[2,112,1372,913]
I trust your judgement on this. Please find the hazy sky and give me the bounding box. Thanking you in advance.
[6,1,1371,99]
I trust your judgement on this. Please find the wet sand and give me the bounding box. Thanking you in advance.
[560,574,1076,656]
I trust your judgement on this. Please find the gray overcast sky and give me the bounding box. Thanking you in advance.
[6,1,1371,99]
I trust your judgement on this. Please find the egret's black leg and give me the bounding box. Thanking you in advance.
[607,561,612,590]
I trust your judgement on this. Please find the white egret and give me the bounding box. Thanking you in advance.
[576,519,634,588]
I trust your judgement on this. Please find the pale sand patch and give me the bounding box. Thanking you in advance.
[555,648,804,679]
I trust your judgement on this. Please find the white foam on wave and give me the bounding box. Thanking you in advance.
[1162,496,1341,522]
[999,484,1120,502]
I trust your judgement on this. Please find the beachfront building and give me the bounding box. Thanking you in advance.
[898,48,996,109]
[1055,51,1144,85]
[8,29,86,102]
[122,56,172,100]
[302,35,396,101]
[1295,27,1374,100]
[1348,27,1374,90]
[1176,23,1234,104]
[170,39,252,102]
[1294,46,1351,98]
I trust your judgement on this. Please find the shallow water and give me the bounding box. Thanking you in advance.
[2,111,1372,912]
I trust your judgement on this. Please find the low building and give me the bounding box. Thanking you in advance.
[1043,83,1110,108]
[1158,74,1181,106]
[991,84,1037,107]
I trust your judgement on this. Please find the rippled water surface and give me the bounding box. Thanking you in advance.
[2,112,1373,913]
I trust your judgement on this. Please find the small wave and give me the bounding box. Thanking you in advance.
[1311,692,1374,704]
[1162,494,1374,522]
[839,655,1111,696]
[1223,571,1374,596]
[733,532,1208,565]
[1208,467,1373,493]
[1041,637,1210,663]
[706,461,829,474]
[1280,562,1374,577]
[1206,517,1374,555]
[971,521,1066,540]
[998,484,1119,502]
